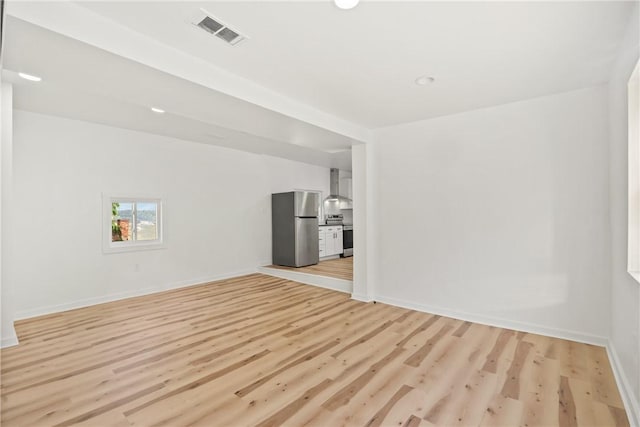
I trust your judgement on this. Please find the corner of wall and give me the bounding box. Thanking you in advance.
[608,2,640,424]
[1,323,18,348]
[350,293,373,303]
[607,341,640,427]
[0,82,15,350]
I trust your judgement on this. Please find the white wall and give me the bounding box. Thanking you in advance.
[0,80,4,344]
[371,86,611,343]
[5,111,329,322]
[351,144,368,300]
[608,3,640,422]
[1,82,17,347]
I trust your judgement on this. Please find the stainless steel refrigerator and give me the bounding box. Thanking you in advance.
[272,191,319,267]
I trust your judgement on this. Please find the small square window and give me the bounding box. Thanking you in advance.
[104,195,164,253]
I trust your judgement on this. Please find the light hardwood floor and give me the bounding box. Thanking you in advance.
[1,273,628,426]
[269,256,353,281]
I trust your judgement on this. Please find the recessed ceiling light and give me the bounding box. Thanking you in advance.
[334,0,359,10]
[415,76,435,86]
[18,72,42,82]
[151,107,165,114]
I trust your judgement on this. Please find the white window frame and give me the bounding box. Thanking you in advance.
[628,59,640,283]
[103,194,165,254]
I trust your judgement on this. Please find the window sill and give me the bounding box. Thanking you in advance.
[628,271,640,285]
[103,243,166,254]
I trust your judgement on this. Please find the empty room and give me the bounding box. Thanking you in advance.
[1,0,639,426]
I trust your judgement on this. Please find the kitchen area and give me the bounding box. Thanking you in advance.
[265,168,354,287]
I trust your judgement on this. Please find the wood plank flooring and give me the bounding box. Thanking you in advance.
[1,273,628,426]
[269,256,353,281]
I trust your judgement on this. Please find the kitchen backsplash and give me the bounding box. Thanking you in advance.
[341,209,353,225]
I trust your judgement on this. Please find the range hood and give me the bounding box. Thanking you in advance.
[323,168,352,213]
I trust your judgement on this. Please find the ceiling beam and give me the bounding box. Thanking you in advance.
[6,1,372,144]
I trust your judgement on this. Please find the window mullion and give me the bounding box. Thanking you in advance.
[106,196,163,252]
[133,202,137,242]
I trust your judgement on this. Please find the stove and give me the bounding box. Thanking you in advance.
[341,225,353,257]
[325,214,344,225]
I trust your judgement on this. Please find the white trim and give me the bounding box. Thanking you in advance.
[257,266,352,294]
[373,293,608,346]
[607,341,640,427]
[628,58,640,280]
[1,329,19,349]
[13,268,257,321]
[351,293,373,303]
[102,194,165,254]
[628,271,640,285]
[103,242,167,254]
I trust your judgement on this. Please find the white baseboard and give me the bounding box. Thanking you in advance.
[373,294,609,347]
[258,266,352,294]
[13,268,258,322]
[351,293,373,302]
[1,329,18,349]
[607,342,640,427]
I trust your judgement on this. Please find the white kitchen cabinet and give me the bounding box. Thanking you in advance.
[335,227,343,253]
[319,226,343,257]
[318,229,326,257]
[325,227,336,255]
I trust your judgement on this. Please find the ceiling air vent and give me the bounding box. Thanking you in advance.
[192,10,247,46]
[197,16,224,34]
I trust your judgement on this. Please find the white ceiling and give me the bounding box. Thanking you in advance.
[75,0,634,128]
[2,1,635,169]
[2,16,356,169]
